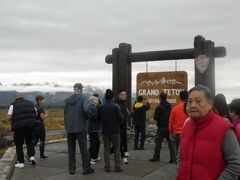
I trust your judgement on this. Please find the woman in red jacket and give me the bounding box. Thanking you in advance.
[177,85,240,180]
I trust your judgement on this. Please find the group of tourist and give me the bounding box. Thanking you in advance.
[146,85,240,180]
[7,82,240,179]
[132,85,240,179]
[64,83,131,174]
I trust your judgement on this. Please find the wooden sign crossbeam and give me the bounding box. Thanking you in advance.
[106,46,226,64]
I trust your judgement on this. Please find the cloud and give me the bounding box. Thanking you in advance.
[0,71,112,88]
[0,0,239,102]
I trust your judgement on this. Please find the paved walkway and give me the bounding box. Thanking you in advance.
[10,140,177,180]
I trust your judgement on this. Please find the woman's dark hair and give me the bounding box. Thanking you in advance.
[118,89,126,94]
[35,95,44,102]
[137,96,143,102]
[213,93,230,118]
[229,98,240,116]
[105,89,113,100]
[189,85,213,102]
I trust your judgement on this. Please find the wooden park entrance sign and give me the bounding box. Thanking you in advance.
[137,71,188,110]
[105,35,226,108]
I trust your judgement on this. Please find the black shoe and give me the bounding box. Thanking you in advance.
[82,168,95,175]
[105,166,111,172]
[30,156,36,165]
[149,158,160,162]
[114,168,123,172]
[134,147,139,150]
[169,160,176,164]
[105,168,111,172]
[139,147,145,150]
[40,155,48,159]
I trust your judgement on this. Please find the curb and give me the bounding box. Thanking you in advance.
[0,138,67,180]
[0,147,16,180]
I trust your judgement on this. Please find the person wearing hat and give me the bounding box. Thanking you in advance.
[33,95,48,159]
[64,83,95,175]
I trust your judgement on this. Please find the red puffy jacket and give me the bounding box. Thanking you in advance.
[177,111,232,180]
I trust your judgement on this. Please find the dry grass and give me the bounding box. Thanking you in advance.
[0,109,65,157]
[47,134,66,142]
[0,147,8,157]
[0,108,64,136]
[44,109,64,131]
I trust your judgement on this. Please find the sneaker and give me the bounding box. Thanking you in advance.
[14,163,24,168]
[122,157,128,164]
[90,159,96,165]
[93,156,101,161]
[40,155,48,159]
[124,152,130,157]
[30,156,36,165]
[82,167,95,175]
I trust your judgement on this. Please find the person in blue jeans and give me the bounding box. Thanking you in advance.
[33,95,48,159]
[64,83,95,175]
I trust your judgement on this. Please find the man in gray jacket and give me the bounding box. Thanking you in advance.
[64,83,94,175]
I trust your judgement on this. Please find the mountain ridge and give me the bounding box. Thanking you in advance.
[0,85,105,107]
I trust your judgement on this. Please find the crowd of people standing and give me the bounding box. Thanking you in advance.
[6,82,240,179]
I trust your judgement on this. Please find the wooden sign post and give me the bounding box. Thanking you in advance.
[105,35,226,110]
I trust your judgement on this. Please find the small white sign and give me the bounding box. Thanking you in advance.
[195,54,210,74]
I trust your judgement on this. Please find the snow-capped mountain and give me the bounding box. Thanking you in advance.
[0,82,105,106]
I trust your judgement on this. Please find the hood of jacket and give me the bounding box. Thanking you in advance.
[134,102,144,109]
[65,94,81,105]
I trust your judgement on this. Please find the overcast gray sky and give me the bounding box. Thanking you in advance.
[0,0,239,102]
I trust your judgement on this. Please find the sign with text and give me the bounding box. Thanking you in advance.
[136,71,188,110]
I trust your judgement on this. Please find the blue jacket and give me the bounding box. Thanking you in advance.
[64,93,90,133]
[98,100,122,136]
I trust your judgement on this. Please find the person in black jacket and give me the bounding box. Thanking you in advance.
[7,93,38,168]
[133,96,150,150]
[33,95,48,159]
[149,92,176,163]
[98,89,123,172]
[114,89,130,164]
